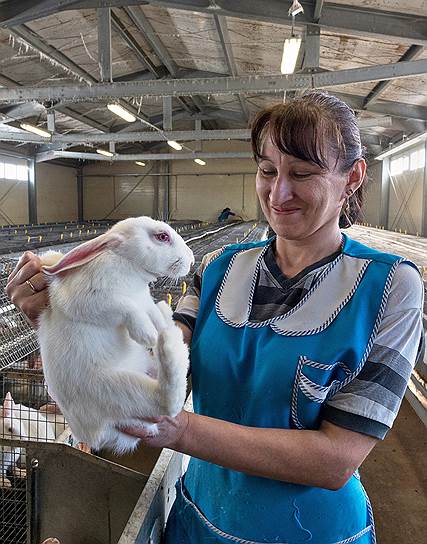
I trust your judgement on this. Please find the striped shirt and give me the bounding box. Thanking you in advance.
[174,242,424,439]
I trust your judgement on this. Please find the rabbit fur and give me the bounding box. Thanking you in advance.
[37,217,193,454]
[0,391,62,487]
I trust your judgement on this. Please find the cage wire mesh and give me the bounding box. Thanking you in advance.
[0,257,69,544]
[0,223,265,543]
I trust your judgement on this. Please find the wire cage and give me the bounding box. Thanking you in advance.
[0,257,69,544]
[0,224,267,544]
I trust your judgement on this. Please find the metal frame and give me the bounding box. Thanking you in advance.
[363,45,424,108]
[213,14,249,121]
[0,128,251,144]
[1,59,425,103]
[98,8,112,83]
[36,150,253,162]
[1,1,427,46]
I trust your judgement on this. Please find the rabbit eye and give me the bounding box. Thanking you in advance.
[154,232,170,243]
[7,427,12,433]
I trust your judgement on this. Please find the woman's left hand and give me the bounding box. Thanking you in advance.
[119,410,190,450]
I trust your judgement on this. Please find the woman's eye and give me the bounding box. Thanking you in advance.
[293,172,312,179]
[154,232,170,243]
[259,168,276,177]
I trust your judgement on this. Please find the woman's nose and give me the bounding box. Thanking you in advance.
[269,173,293,203]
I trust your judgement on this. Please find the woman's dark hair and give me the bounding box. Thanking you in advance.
[250,91,366,228]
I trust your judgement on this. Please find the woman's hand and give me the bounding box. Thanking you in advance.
[119,410,190,450]
[5,251,49,327]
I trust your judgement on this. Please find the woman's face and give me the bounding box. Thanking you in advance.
[256,137,352,241]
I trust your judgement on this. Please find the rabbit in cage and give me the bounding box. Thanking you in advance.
[37,217,193,455]
[0,391,59,487]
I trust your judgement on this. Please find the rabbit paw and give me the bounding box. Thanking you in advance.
[156,300,173,322]
[126,313,159,348]
[142,422,159,436]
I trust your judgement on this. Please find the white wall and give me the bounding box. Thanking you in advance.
[82,140,258,223]
[170,140,257,222]
[387,145,425,235]
[36,163,78,223]
[0,155,28,225]
[83,162,164,220]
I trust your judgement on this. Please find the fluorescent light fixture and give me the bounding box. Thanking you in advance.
[135,161,146,167]
[374,131,427,161]
[167,140,182,151]
[194,158,206,166]
[280,37,302,74]
[20,123,51,138]
[288,0,304,17]
[107,103,136,123]
[96,148,114,157]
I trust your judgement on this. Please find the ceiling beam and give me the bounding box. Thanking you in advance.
[123,6,206,120]
[125,6,179,77]
[98,8,112,83]
[213,14,249,122]
[1,59,425,103]
[111,11,162,77]
[10,24,95,84]
[135,1,427,46]
[2,1,426,46]
[363,45,424,108]
[313,0,324,23]
[36,150,253,163]
[333,92,427,122]
[9,23,153,129]
[0,1,143,27]
[0,128,251,144]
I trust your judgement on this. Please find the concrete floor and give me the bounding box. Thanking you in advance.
[361,399,427,543]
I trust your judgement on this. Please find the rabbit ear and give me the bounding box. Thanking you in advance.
[2,392,14,418]
[42,232,124,275]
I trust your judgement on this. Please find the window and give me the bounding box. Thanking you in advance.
[390,146,426,175]
[390,157,403,176]
[4,163,17,179]
[16,165,28,181]
[408,146,426,171]
[0,157,28,181]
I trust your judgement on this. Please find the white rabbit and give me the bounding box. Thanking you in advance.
[0,391,57,487]
[37,216,193,455]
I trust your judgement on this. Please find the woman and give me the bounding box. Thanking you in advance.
[6,92,423,543]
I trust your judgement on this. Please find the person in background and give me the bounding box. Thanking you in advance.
[6,91,424,544]
[217,207,236,222]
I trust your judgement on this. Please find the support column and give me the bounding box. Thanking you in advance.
[163,160,170,221]
[379,157,390,229]
[98,8,112,83]
[28,158,37,224]
[163,96,172,131]
[77,165,84,222]
[303,24,320,72]
[422,140,427,236]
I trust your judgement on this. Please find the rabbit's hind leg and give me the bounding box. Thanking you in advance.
[102,424,142,455]
[155,325,189,417]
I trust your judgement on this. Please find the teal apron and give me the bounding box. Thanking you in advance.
[165,235,412,543]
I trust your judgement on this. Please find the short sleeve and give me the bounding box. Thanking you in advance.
[322,263,424,439]
[173,247,224,331]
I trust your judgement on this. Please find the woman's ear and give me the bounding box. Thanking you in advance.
[345,158,366,195]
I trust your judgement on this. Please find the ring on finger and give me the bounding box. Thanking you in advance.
[25,279,38,294]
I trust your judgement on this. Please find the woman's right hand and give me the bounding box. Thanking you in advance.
[5,251,49,327]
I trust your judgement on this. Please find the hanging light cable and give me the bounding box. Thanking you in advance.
[281,1,303,74]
